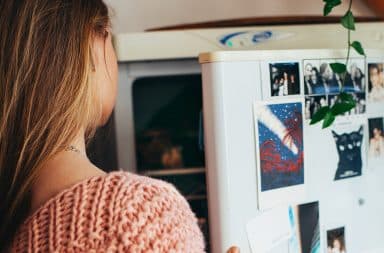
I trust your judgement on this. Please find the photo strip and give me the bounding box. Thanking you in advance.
[303,59,366,120]
[269,62,300,97]
[327,227,346,253]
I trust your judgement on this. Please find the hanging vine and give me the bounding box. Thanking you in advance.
[310,0,366,128]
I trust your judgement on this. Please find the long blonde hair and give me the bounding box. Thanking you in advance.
[0,0,110,248]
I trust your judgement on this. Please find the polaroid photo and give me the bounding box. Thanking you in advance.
[254,98,306,210]
[367,63,384,103]
[327,227,346,253]
[331,124,365,180]
[368,117,384,169]
[289,201,321,253]
[367,61,384,114]
[269,62,301,97]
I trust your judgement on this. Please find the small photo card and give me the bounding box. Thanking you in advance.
[269,62,300,97]
[368,117,384,169]
[327,227,346,253]
[367,63,384,103]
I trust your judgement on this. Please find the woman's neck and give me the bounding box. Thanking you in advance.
[30,129,106,214]
[68,129,87,154]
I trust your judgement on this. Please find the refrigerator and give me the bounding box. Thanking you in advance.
[200,49,384,253]
[113,22,384,253]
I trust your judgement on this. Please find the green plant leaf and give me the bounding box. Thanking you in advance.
[322,111,336,129]
[341,11,355,30]
[323,0,342,16]
[324,4,333,16]
[331,102,355,115]
[330,63,346,74]
[310,106,330,125]
[339,92,356,104]
[323,0,342,4]
[351,41,365,56]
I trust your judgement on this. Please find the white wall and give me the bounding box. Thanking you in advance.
[104,0,374,33]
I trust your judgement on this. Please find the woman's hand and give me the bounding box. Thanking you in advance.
[227,246,240,253]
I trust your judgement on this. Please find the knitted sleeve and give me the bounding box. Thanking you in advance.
[109,175,206,253]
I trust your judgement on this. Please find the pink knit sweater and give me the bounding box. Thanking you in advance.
[10,172,205,252]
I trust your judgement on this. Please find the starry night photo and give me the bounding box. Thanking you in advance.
[256,102,304,192]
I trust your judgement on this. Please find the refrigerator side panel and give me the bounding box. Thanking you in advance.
[202,62,231,253]
[202,61,263,253]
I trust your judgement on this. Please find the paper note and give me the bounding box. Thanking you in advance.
[246,206,291,253]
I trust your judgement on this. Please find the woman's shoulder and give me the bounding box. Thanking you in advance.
[12,171,205,252]
[99,171,193,211]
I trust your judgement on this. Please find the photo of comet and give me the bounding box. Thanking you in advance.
[255,102,304,191]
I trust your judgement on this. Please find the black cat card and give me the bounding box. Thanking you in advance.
[332,126,364,180]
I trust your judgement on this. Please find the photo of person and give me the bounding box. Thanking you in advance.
[304,60,365,95]
[347,62,365,92]
[328,93,366,115]
[270,62,300,96]
[319,61,341,94]
[304,62,325,95]
[327,227,346,253]
[368,63,384,102]
[304,95,327,120]
[368,117,384,159]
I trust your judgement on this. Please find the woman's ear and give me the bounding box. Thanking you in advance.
[90,34,106,72]
[89,32,118,126]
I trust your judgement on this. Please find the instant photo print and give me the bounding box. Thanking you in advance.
[368,117,384,169]
[269,62,300,97]
[367,63,384,103]
[327,227,346,253]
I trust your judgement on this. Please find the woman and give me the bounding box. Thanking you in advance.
[368,63,384,102]
[0,1,205,252]
[369,127,384,158]
[327,237,346,253]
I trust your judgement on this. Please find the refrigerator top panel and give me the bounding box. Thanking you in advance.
[114,22,384,62]
[198,48,384,63]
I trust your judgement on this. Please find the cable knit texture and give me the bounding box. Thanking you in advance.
[10,171,205,253]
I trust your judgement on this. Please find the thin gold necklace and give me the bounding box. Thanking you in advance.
[64,145,84,155]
